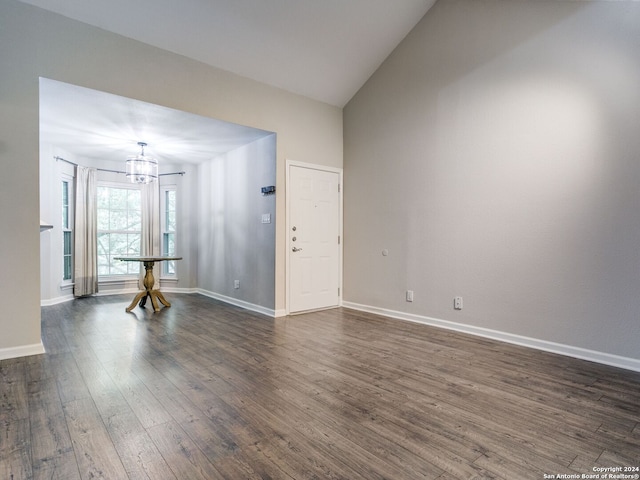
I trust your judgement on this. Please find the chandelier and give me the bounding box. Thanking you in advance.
[126,142,158,184]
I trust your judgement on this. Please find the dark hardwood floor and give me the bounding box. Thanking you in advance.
[1,294,639,479]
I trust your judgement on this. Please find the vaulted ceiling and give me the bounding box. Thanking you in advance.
[29,0,437,164]
[21,0,437,107]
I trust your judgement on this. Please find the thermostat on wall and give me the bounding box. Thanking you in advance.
[261,185,276,195]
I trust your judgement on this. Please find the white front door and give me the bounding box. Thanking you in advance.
[288,163,341,313]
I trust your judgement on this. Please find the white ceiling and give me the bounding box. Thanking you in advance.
[21,0,437,107]
[40,78,272,165]
[32,0,436,166]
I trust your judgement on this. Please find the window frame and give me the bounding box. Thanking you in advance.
[61,174,74,283]
[161,185,177,277]
[96,181,143,278]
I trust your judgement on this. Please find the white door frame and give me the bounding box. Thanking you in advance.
[286,159,343,315]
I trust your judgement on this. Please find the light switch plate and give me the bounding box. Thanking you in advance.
[454,296,463,310]
[261,213,271,224]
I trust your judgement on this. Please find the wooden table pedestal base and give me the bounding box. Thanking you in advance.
[125,288,171,313]
[124,260,171,313]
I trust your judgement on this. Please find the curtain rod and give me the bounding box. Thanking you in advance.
[54,156,186,177]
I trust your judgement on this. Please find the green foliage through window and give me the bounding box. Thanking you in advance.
[97,186,141,276]
[62,180,72,281]
[163,189,176,275]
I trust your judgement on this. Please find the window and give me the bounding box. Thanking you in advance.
[62,179,73,281]
[162,187,177,275]
[97,185,141,276]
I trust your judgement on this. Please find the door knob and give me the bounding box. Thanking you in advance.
[292,247,303,252]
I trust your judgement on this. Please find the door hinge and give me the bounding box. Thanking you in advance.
[338,183,341,193]
[338,287,340,296]
[338,235,340,244]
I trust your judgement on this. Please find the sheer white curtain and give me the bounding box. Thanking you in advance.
[73,166,98,297]
[141,181,161,288]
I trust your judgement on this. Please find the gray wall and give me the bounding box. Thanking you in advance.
[198,135,277,310]
[0,0,341,357]
[344,0,640,361]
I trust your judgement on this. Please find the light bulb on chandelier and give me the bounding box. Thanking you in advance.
[126,142,158,184]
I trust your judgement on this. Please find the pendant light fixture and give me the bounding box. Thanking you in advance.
[126,142,158,184]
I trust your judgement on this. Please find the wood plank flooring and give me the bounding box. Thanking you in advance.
[1,293,639,479]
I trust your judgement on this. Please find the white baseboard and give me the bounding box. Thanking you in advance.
[0,342,46,361]
[95,288,140,297]
[41,294,74,306]
[342,301,640,373]
[197,289,276,317]
[161,287,199,294]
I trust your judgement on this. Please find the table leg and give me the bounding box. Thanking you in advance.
[126,290,148,312]
[154,290,171,308]
[149,291,161,312]
[140,294,148,308]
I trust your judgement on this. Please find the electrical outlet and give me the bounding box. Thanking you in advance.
[406,290,414,302]
[454,296,463,310]
[234,280,240,289]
